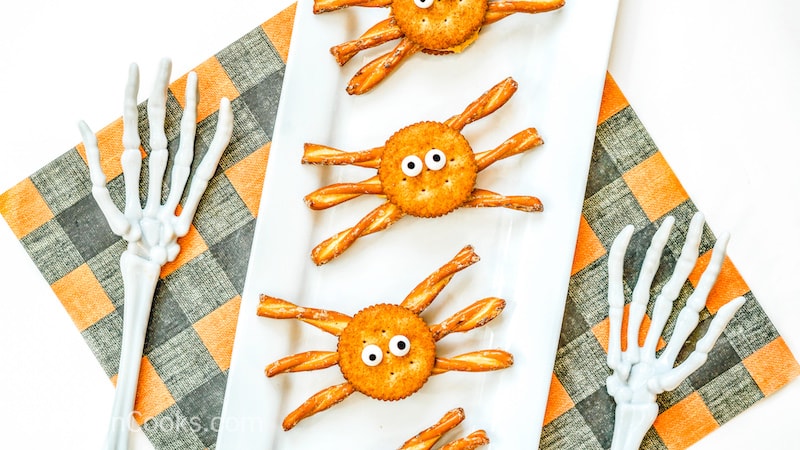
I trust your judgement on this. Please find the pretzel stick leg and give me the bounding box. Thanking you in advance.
[462,189,543,212]
[484,0,566,25]
[311,202,404,265]
[266,351,340,377]
[430,297,505,341]
[440,431,490,450]
[304,177,383,210]
[313,0,391,14]
[257,295,352,336]
[331,18,404,65]
[347,38,421,95]
[282,382,356,430]
[474,128,543,171]
[401,245,480,314]
[432,350,514,374]
[302,143,383,168]
[400,407,466,450]
[444,78,518,131]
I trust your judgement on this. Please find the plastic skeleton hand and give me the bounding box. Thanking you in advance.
[606,213,745,450]
[78,59,233,450]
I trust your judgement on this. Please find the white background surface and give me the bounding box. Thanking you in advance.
[0,1,798,449]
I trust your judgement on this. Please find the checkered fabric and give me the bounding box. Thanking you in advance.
[0,4,797,450]
[538,75,800,450]
[0,6,294,448]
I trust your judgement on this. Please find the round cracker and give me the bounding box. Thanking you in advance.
[379,121,478,218]
[338,304,436,401]
[391,0,488,51]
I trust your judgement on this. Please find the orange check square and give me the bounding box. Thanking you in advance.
[623,152,688,222]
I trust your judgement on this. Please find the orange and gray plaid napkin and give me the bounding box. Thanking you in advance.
[0,4,797,449]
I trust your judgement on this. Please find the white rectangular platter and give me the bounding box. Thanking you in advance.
[217,0,619,447]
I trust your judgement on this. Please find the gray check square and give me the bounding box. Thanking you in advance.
[216,27,285,94]
[724,294,778,359]
[241,67,285,140]
[81,311,124,377]
[540,408,603,450]
[31,149,92,215]
[177,371,228,447]
[193,175,253,247]
[143,288,193,355]
[583,178,649,247]
[148,327,222,402]
[86,240,127,308]
[20,219,84,284]
[699,363,762,425]
[584,137,622,200]
[595,107,658,174]
[553,330,613,404]
[559,294,591,348]
[141,404,207,450]
[209,217,256,293]
[688,327,742,390]
[162,251,238,323]
[567,257,616,327]
[215,96,271,172]
[57,193,121,262]
[574,386,616,449]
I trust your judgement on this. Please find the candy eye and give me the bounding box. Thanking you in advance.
[361,344,383,366]
[401,155,423,177]
[389,335,411,357]
[414,0,433,8]
[425,149,446,171]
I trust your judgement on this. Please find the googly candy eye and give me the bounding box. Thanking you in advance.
[388,335,411,357]
[425,149,446,171]
[414,0,433,9]
[401,155,423,177]
[361,344,383,366]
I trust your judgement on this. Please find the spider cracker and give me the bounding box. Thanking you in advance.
[314,0,566,94]
[258,245,513,431]
[303,77,545,265]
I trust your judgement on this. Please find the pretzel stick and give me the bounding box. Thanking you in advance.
[257,295,352,336]
[282,382,356,430]
[347,38,421,95]
[462,189,543,212]
[266,351,340,377]
[484,0,565,24]
[400,407,466,450]
[445,78,518,131]
[313,0,391,14]
[302,143,383,168]
[304,178,383,210]
[312,201,404,265]
[432,350,514,374]
[474,128,543,171]
[430,297,505,341]
[440,431,490,450]
[401,245,480,314]
[331,18,403,65]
